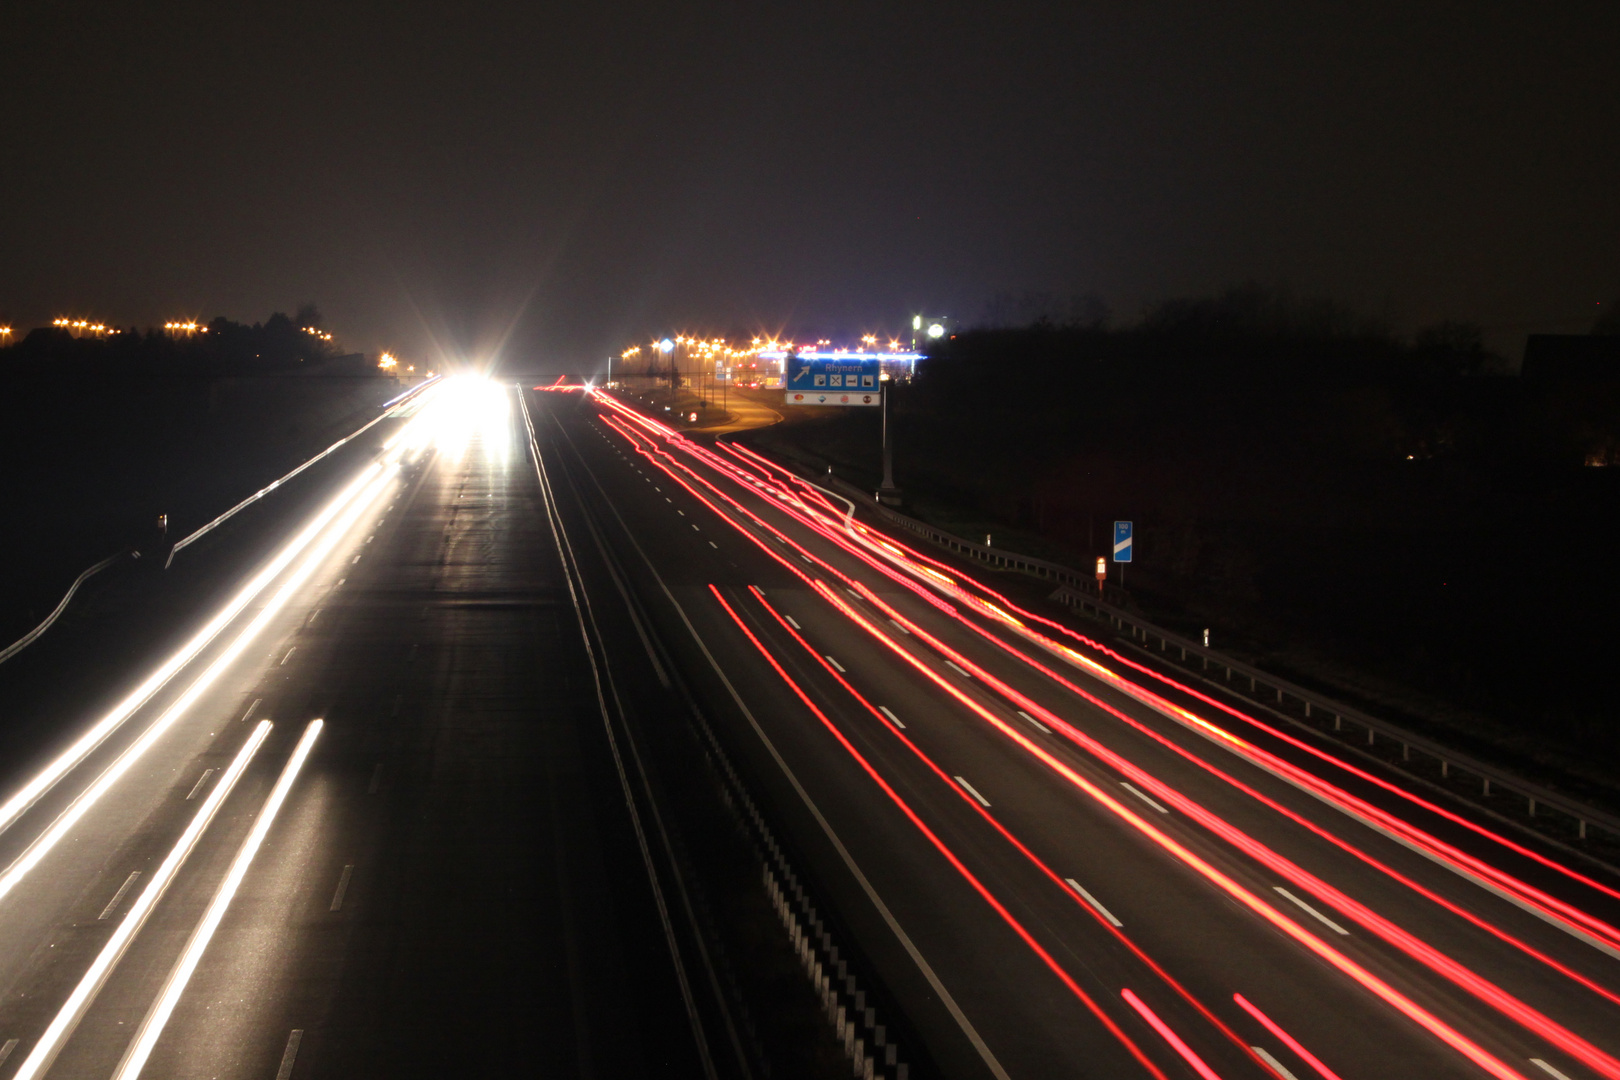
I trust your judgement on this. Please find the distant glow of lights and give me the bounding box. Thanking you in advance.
[927,323,945,338]
[377,352,399,371]
[758,350,923,362]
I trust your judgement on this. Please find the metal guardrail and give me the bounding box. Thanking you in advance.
[1043,583,1620,845]
[818,474,1620,847]
[824,477,1136,605]
[0,551,127,667]
[165,375,440,568]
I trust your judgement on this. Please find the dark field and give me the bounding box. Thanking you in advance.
[744,323,1620,798]
[0,374,403,645]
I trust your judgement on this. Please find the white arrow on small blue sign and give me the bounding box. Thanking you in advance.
[1113,520,1133,563]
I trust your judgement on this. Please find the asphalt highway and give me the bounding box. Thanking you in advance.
[0,380,706,1078]
[3,375,1619,1079]
[531,383,1620,1080]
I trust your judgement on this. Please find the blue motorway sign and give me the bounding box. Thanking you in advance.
[1113,520,1133,563]
[785,355,882,407]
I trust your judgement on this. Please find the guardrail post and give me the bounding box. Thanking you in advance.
[1402,743,1410,762]
[1334,714,1341,731]
[1276,687,1283,703]
[1528,797,1536,818]
[1580,820,1587,839]
[1304,702,1311,717]
[1483,777,1491,796]
[1367,728,1375,746]
[1441,760,1448,778]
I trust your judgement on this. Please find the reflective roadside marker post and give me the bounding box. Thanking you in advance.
[1095,556,1107,600]
[1203,628,1210,647]
[1113,520,1133,589]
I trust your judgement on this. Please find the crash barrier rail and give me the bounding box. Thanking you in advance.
[816,474,1620,849]
[165,375,441,568]
[0,550,128,667]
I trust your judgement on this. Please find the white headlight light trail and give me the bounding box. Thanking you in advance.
[0,465,395,909]
[0,459,383,844]
[9,720,274,1080]
[112,720,324,1080]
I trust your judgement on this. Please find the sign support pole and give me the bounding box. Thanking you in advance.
[879,377,901,504]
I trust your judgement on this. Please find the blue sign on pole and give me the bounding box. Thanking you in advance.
[1113,521,1133,563]
[784,355,883,407]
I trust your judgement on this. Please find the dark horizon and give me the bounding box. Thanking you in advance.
[4,1,1618,369]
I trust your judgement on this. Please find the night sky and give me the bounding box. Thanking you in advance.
[4,0,1617,368]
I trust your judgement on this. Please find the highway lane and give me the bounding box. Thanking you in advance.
[534,384,1620,1080]
[0,379,710,1078]
[4,371,1614,1079]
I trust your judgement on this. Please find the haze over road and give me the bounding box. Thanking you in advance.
[1,376,1617,1079]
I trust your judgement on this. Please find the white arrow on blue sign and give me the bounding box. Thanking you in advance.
[1113,521,1133,563]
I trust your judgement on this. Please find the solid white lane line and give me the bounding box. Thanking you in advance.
[0,461,382,844]
[954,776,991,807]
[367,763,384,794]
[784,616,801,630]
[240,697,261,723]
[280,646,297,665]
[944,660,971,678]
[1532,1060,1576,1080]
[13,721,274,1080]
[878,706,906,729]
[1016,710,1051,734]
[1064,878,1123,927]
[1119,782,1168,813]
[1251,1046,1300,1080]
[274,1030,304,1080]
[825,656,846,673]
[330,864,355,911]
[98,872,141,921]
[888,619,910,634]
[184,769,216,800]
[1273,887,1350,935]
[112,721,323,1080]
